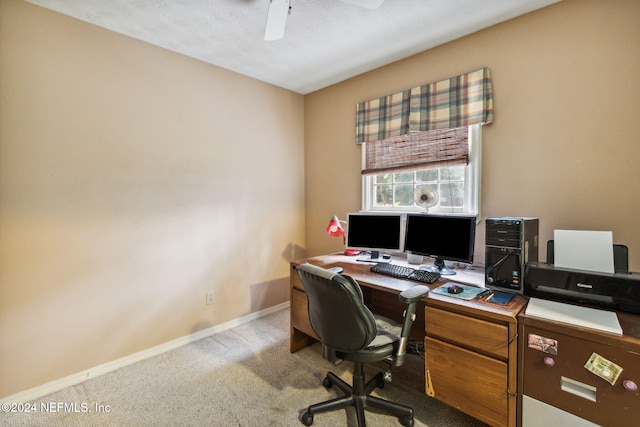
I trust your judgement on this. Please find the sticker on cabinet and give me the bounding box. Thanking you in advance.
[528,333,558,355]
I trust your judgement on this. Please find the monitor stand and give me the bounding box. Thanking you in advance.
[420,257,456,275]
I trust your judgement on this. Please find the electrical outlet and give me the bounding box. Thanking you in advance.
[206,291,215,305]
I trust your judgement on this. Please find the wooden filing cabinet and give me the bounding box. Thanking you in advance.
[425,294,525,427]
[518,313,640,427]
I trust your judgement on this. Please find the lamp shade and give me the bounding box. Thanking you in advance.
[326,215,344,237]
[326,216,360,256]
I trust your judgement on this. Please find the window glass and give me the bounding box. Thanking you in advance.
[416,169,437,182]
[363,125,481,215]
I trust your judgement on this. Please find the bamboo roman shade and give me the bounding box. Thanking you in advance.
[356,67,493,144]
[362,126,468,175]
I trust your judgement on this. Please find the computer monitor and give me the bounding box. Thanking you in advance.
[346,213,404,259]
[404,214,476,275]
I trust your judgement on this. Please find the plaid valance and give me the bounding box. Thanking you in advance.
[409,67,493,132]
[355,90,411,144]
[356,68,493,144]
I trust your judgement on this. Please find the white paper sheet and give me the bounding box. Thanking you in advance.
[525,298,622,335]
[554,230,615,274]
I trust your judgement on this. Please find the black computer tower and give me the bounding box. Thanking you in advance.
[485,217,539,294]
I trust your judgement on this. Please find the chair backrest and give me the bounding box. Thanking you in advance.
[296,263,378,353]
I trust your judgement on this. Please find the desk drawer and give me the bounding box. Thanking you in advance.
[426,307,508,360]
[426,336,508,427]
[291,288,316,339]
[522,326,640,427]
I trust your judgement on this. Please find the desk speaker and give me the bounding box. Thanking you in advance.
[485,217,539,294]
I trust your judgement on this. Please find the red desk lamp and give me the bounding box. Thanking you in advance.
[326,215,360,256]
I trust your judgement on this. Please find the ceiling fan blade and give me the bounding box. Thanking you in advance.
[340,0,384,9]
[264,0,290,41]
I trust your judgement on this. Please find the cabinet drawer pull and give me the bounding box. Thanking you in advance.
[623,380,638,391]
[543,357,555,367]
[561,376,597,402]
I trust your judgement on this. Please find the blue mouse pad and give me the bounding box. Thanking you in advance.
[431,283,487,300]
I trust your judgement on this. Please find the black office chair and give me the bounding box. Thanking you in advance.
[296,263,429,427]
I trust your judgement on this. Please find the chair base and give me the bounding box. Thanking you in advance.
[300,363,414,427]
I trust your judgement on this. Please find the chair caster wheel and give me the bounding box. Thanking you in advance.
[301,412,314,426]
[400,415,414,427]
[376,375,385,389]
[322,377,333,388]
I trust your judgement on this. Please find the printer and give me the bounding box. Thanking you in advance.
[524,241,640,314]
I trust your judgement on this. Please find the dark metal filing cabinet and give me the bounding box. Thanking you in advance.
[518,311,640,426]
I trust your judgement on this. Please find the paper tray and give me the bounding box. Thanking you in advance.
[525,298,622,335]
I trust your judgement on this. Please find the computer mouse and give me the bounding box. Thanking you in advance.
[447,284,463,294]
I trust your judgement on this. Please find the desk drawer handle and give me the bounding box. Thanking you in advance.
[623,380,637,391]
[543,357,555,367]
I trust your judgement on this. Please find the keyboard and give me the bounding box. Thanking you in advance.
[370,262,414,278]
[407,269,441,284]
[370,263,440,284]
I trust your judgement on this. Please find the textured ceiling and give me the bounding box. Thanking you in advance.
[25,0,560,94]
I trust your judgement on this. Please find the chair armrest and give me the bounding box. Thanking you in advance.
[399,285,429,304]
[394,286,429,366]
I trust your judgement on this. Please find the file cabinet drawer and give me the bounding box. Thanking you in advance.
[426,336,508,427]
[522,325,640,427]
[426,306,509,359]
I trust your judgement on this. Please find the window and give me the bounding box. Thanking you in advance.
[362,124,481,215]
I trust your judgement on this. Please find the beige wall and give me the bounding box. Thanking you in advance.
[2,0,639,401]
[0,0,305,397]
[304,0,640,271]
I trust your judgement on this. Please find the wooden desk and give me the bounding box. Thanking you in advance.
[290,254,526,427]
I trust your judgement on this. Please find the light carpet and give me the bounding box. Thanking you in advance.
[1,309,488,426]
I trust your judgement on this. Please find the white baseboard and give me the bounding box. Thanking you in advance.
[1,302,289,405]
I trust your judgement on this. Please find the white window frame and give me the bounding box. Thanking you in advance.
[361,124,482,217]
